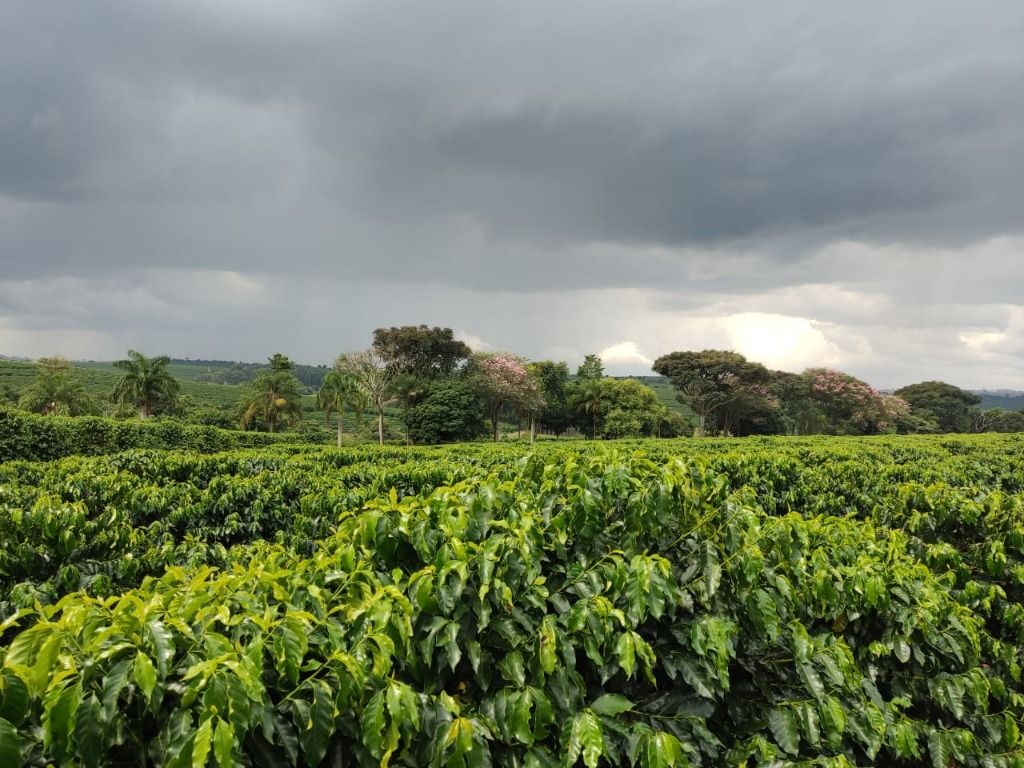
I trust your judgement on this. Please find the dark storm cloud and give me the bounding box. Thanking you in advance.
[3,1,1024,278]
[1,1,1022,386]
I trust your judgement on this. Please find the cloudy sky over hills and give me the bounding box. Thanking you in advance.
[1,0,1022,388]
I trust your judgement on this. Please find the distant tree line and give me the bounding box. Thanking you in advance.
[652,350,1024,436]
[196,359,329,388]
[8,329,1024,443]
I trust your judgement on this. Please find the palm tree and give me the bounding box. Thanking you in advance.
[392,373,426,445]
[112,350,180,419]
[19,357,98,416]
[316,371,359,447]
[240,370,304,433]
[572,378,605,439]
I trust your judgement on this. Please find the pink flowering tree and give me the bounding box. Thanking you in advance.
[803,368,909,434]
[470,352,545,442]
[878,393,912,433]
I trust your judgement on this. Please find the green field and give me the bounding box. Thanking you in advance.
[75,359,240,383]
[627,375,691,416]
[1,359,412,440]
[1,359,247,412]
[3,434,1024,765]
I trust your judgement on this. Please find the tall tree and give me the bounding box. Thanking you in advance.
[392,373,428,444]
[268,353,295,373]
[112,350,180,419]
[597,378,665,439]
[802,368,907,435]
[19,357,98,416]
[576,354,605,381]
[372,326,471,379]
[714,383,784,436]
[569,377,605,439]
[972,408,1024,433]
[404,379,486,444]
[528,360,574,436]
[337,350,398,445]
[652,350,769,436]
[316,371,359,447]
[470,353,544,442]
[770,370,826,435]
[894,381,981,433]
[240,367,304,433]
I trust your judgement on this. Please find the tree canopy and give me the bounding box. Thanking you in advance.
[239,365,304,433]
[18,357,98,417]
[652,350,770,436]
[111,350,180,419]
[804,368,908,435]
[337,350,398,445]
[894,380,981,433]
[576,354,605,381]
[404,378,486,444]
[470,352,544,442]
[372,325,471,379]
[529,360,574,436]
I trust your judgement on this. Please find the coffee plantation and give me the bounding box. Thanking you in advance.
[3,435,1024,766]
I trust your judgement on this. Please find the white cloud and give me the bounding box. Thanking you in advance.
[598,341,653,374]
[960,330,1006,357]
[454,329,492,352]
[719,313,842,371]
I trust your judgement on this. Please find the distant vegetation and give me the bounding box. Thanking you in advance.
[976,390,1024,411]
[2,325,1023,446]
[0,407,297,461]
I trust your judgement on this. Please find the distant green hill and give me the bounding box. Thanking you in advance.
[75,358,238,383]
[974,390,1024,411]
[75,358,330,387]
[630,375,689,416]
[2,358,246,411]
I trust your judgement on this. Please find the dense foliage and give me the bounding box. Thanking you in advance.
[240,358,305,434]
[3,435,1024,765]
[112,351,181,420]
[0,407,298,462]
[17,357,101,417]
[6,334,1023,442]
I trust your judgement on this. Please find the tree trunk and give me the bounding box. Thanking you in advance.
[492,414,500,442]
[695,411,706,438]
[336,412,343,448]
[592,412,597,440]
[529,416,536,443]
[377,409,384,445]
[138,406,147,420]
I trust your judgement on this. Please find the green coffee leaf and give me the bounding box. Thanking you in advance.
[591,694,633,717]
[768,707,800,756]
[0,717,22,767]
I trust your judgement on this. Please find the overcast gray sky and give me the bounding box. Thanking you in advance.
[1,1,1022,388]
